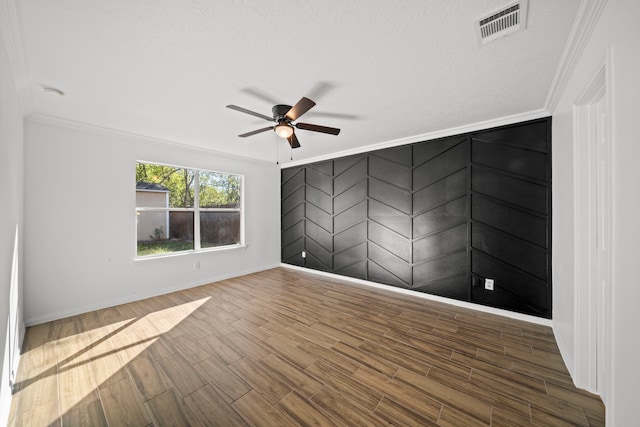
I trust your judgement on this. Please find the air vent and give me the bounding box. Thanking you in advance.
[475,0,528,45]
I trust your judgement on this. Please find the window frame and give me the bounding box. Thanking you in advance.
[135,161,244,259]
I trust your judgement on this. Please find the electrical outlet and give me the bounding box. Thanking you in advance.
[301,251,306,258]
[485,278,494,291]
[194,261,200,269]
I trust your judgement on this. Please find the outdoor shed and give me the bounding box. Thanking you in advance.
[136,182,169,241]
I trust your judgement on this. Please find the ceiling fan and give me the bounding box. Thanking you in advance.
[226,97,340,148]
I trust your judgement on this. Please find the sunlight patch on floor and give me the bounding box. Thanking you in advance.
[12,297,211,424]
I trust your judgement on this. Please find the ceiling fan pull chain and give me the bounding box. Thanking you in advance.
[275,133,279,165]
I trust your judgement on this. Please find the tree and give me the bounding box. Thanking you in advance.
[136,163,194,207]
[137,163,240,208]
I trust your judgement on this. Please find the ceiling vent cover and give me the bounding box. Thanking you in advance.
[475,0,528,45]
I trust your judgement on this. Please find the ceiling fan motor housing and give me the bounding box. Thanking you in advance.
[272,104,292,122]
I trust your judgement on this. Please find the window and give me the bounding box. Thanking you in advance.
[135,162,242,257]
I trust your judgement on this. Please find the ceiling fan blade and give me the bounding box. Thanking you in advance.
[238,126,273,138]
[286,97,316,121]
[226,105,273,122]
[295,122,341,135]
[287,132,301,149]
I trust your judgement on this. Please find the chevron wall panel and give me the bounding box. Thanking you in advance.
[469,120,551,316]
[281,167,306,266]
[412,137,470,299]
[305,161,334,271]
[281,118,551,318]
[333,155,368,278]
[367,146,412,287]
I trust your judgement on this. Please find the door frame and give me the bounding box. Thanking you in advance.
[572,49,613,401]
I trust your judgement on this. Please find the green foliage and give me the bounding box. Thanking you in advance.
[137,239,194,256]
[136,163,240,208]
[149,226,164,241]
[198,171,241,207]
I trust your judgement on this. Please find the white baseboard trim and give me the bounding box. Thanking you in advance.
[25,263,281,326]
[282,264,552,327]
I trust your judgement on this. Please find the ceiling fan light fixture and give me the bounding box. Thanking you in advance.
[274,122,294,139]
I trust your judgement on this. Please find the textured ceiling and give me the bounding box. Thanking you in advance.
[19,0,580,164]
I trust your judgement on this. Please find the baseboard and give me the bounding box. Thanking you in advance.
[553,320,576,382]
[25,263,281,326]
[282,264,553,327]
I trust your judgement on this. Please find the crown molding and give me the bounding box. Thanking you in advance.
[26,113,276,166]
[545,0,608,113]
[0,0,33,114]
[282,107,550,168]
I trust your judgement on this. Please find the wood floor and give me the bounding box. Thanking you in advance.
[9,267,604,426]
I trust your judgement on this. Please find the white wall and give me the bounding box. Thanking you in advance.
[23,118,281,325]
[552,0,640,424]
[0,22,25,426]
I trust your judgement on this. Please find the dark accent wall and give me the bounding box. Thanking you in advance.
[281,118,551,318]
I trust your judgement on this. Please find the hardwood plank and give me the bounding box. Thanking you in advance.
[220,331,270,361]
[260,353,323,398]
[100,377,153,426]
[9,268,605,426]
[358,340,430,376]
[145,335,177,360]
[230,357,291,405]
[262,334,317,370]
[374,396,439,426]
[199,333,242,364]
[310,322,365,347]
[194,355,251,402]
[351,366,442,422]
[305,360,383,411]
[233,390,299,427]
[310,386,390,426]
[277,390,340,427]
[184,385,248,426]
[127,355,173,401]
[426,364,532,419]
[145,389,199,427]
[57,359,100,416]
[438,404,487,427]
[8,399,60,427]
[491,406,534,427]
[470,369,589,425]
[331,341,398,377]
[450,350,546,394]
[156,351,207,398]
[296,338,361,376]
[12,370,58,416]
[394,366,492,424]
[544,384,601,421]
[392,341,471,381]
[530,404,590,427]
[385,327,454,359]
[287,322,339,348]
[61,398,108,427]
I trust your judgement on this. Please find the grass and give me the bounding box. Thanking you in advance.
[137,239,194,256]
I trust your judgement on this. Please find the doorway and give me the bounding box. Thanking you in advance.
[573,56,612,401]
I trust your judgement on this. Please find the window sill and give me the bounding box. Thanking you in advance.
[133,243,246,262]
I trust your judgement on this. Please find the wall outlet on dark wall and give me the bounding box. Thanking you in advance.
[485,278,494,290]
